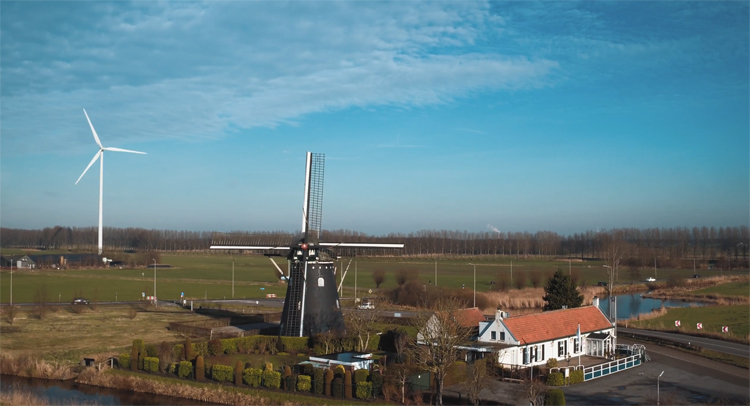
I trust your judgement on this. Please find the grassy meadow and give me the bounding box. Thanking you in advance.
[1,253,747,305]
[624,304,749,341]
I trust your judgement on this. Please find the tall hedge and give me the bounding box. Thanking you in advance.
[371,371,383,398]
[546,388,566,405]
[118,353,130,370]
[235,361,243,386]
[324,369,334,396]
[243,368,262,387]
[130,345,138,371]
[344,370,353,399]
[208,339,223,356]
[332,377,343,398]
[133,339,145,370]
[279,337,308,354]
[262,370,281,389]
[547,372,565,386]
[356,381,372,400]
[282,366,292,390]
[212,364,234,383]
[143,357,159,373]
[195,356,205,381]
[313,368,325,395]
[178,360,193,379]
[297,375,312,392]
[184,337,194,361]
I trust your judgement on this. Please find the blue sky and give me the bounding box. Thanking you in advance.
[1,1,748,236]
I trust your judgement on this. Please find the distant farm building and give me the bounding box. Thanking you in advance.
[0,255,35,269]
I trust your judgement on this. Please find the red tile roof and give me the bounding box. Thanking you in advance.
[502,306,612,345]
[453,307,487,328]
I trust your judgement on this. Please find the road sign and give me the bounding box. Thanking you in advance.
[722,326,729,333]
[368,289,372,294]
[260,287,265,291]
[142,292,146,298]
[674,320,680,327]
[181,292,184,297]
[696,323,703,330]
[266,293,276,298]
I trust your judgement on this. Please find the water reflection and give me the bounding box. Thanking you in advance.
[1,374,219,406]
[597,292,706,320]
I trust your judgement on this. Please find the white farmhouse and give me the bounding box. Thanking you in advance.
[476,299,615,367]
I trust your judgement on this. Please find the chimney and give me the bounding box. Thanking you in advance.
[495,308,506,320]
[593,296,600,308]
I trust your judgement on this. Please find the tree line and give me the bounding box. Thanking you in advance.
[2,225,748,264]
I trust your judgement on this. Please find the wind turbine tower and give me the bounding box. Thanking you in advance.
[75,109,146,255]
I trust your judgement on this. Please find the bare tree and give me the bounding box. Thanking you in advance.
[386,362,415,404]
[408,297,474,406]
[373,268,386,288]
[462,358,493,406]
[393,328,409,363]
[514,378,548,406]
[628,265,641,284]
[35,285,49,320]
[345,309,379,352]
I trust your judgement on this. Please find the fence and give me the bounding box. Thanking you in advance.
[583,354,642,381]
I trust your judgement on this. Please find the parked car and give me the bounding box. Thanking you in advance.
[693,274,701,278]
[358,299,375,310]
[597,281,608,287]
[646,277,656,282]
[72,298,88,305]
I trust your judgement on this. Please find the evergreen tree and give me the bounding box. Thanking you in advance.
[543,269,583,311]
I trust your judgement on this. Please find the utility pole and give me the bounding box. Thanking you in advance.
[232,257,235,298]
[153,259,157,307]
[434,259,438,287]
[9,259,13,307]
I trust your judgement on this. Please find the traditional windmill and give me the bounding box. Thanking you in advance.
[211,152,403,337]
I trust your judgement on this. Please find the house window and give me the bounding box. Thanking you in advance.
[574,338,580,353]
[500,332,505,341]
[523,347,529,364]
[491,331,496,340]
[558,340,567,357]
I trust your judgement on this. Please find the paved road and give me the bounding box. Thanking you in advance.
[620,327,750,358]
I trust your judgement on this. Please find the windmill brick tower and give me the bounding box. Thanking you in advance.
[211,152,403,337]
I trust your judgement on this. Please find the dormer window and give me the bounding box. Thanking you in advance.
[491,331,497,340]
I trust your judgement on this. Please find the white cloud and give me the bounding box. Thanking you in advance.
[1,1,558,154]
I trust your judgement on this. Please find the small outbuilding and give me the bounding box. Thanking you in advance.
[0,255,36,269]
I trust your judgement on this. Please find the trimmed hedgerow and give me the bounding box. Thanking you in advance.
[118,353,130,370]
[332,377,343,398]
[279,337,308,354]
[570,369,584,384]
[297,375,311,392]
[313,368,325,395]
[356,381,372,400]
[324,369,334,397]
[212,364,234,383]
[195,356,205,381]
[243,368,262,387]
[547,372,565,386]
[208,339,223,356]
[262,370,281,389]
[143,357,159,373]
[178,360,193,379]
[194,341,208,357]
[344,370,352,399]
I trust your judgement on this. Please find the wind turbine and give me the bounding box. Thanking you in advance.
[75,108,146,255]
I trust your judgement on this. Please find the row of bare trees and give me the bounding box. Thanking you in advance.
[2,225,748,263]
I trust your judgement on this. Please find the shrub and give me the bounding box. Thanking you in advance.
[332,376,343,398]
[118,353,130,370]
[133,339,145,369]
[145,344,158,358]
[172,344,184,361]
[282,366,292,390]
[264,362,273,372]
[334,365,345,377]
[130,346,138,371]
[262,370,281,389]
[313,368,325,395]
[297,374,312,392]
[301,363,314,377]
[184,337,194,361]
[570,369,584,384]
[222,338,239,355]
[195,356,205,381]
[356,381,372,400]
[212,364,234,383]
[143,357,159,373]
[194,341,208,357]
[235,360,243,385]
[354,369,369,383]
[244,368,262,387]
[546,358,558,368]
[546,388,566,405]
[208,339,223,356]
[286,374,298,392]
[178,361,193,379]
[344,370,353,399]
[371,371,383,398]
[325,369,334,396]
[168,362,178,375]
[547,372,565,386]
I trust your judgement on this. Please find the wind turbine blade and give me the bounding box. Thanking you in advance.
[75,151,101,185]
[103,147,146,154]
[83,109,103,149]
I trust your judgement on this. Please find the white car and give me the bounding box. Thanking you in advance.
[646,277,656,282]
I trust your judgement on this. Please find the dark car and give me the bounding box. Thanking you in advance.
[597,281,608,286]
[693,274,701,278]
[72,298,89,305]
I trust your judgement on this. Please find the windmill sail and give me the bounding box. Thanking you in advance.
[211,151,403,337]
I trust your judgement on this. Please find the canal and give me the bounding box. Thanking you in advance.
[597,291,706,320]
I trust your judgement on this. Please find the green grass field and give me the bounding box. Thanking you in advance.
[1,253,747,304]
[626,304,749,340]
[690,281,750,298]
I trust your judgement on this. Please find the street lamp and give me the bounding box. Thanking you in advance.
[9,259,13,307]
[232,257,235,299]
[603,265,616,327]
[152,259,157,307]
[657,370,665,405]
[470,263,476,307]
